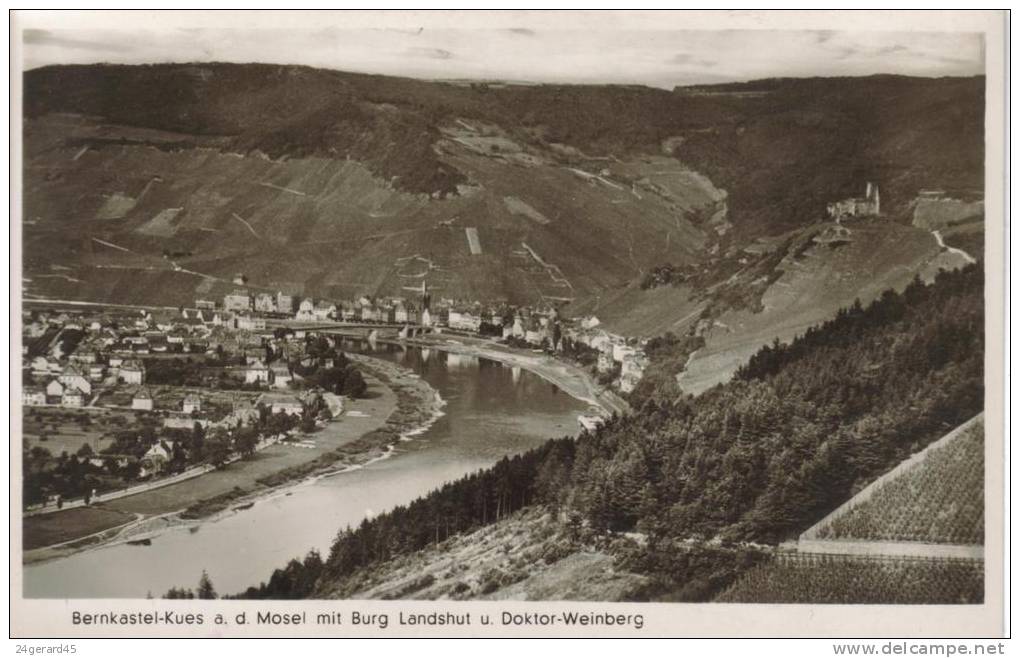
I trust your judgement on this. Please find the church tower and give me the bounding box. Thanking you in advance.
[421,279,431,311]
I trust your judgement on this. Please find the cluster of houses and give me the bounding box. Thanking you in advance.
[85,385,327,479]
[23,305,324,407]
[21,306,352,490]
[23,358,148,409]
[231,355,294,389]
[136,387,319,476]
[209,286,653,394]
[21,307,200,409]
[24,280,651,432]
[22,303,234,411]
[561,317,650,394]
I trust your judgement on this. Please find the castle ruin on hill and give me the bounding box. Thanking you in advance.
[827,182,881,220]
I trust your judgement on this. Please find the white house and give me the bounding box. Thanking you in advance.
[30,356,51,374]
[120,360,146,385]
[449,310,482,333]
[360,304,380,322]
[512,316,526,339]
[257,392,304,416]
[132,388,154,411]
[182,393,202,415]
[235,315,266,332]
[164,415,212,430]
[23,387,46,406]
[61,389,85,408]
[313,302,336,321]
[223,290,253,313]
[295,299,316,321]
[141,441,174,475]
[59,365,92,396]
[244,360,271,384]
[277,292,295,315]
[340,304,358,322]
[254,293,278,314]
[270,362,292,389]
[69,351,97,365]
[145,442,172,461]
[45,379,64,399]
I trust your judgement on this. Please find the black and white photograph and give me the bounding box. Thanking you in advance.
[9,9,1007,639]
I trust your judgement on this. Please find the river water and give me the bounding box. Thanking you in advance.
[24,342,589,598]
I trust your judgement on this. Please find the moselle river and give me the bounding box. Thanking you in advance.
[24,342,589,598]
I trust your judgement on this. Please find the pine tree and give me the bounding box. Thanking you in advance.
[197,570,217,599]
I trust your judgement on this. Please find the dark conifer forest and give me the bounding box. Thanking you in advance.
[238,265,983,599]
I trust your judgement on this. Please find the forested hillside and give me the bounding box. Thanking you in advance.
[23,65,983,311]
[233,264,983,599]
[26,65,983,233]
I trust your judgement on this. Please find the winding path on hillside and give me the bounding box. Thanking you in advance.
[932,229,977,264]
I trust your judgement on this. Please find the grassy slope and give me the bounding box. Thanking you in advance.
[678,220,970,393]
[23,506,136,550]
[316,508,647,601]
[23,115,706,306]
[25,65,984,231]
[573,218,973,393]
[23,65,984,309]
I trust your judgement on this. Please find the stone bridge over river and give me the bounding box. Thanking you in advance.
[266,319,427,338]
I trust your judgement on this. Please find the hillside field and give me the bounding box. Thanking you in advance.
[23,65,984,315]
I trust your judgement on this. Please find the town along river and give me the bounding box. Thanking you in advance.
[23,342,590,598]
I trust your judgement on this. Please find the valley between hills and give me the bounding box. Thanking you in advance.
[23,65,984,392]
[20,64,987,602]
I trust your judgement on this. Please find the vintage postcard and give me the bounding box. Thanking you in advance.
[9,9,1008,639]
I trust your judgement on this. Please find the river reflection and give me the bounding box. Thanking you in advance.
[24,341,586,598]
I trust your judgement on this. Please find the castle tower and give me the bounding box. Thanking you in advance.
[863,182,880,215]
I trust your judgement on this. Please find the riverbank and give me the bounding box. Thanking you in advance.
[23,354,440,564]
[391,333,629,417]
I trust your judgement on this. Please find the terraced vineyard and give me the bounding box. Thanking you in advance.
[716,554,983,604]
[815,421,984,545]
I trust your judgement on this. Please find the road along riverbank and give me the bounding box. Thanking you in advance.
[23,354,440,563]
